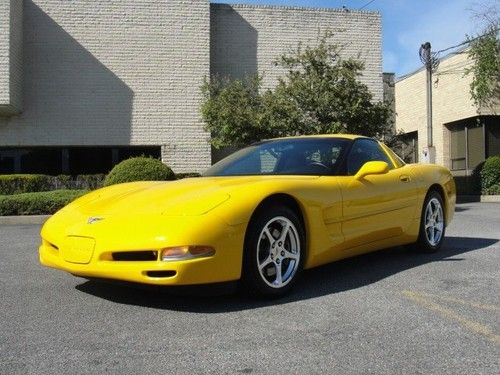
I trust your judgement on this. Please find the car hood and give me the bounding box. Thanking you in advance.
[64,176,318,217]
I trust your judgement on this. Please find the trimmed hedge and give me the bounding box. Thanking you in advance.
[0,174,52,195]
[0,190,88,216]
[57,174,104,190]
[480,156,500,194]
[104,157,175,186]
[0,174,104,194]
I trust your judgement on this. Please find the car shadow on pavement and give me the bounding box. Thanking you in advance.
[75,236,498,312]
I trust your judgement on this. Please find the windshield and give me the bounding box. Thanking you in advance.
[204,138,351,176]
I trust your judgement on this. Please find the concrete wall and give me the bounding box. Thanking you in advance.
[0,0,211,173]
[210,4,383,101]
[395,51,482,167]
[0,0,23,115]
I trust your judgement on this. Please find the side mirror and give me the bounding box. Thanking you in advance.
[355,161,389,180]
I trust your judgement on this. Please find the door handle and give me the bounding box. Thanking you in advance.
[399,175,411,182]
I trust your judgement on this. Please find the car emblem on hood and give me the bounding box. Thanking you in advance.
[87,216,104,224]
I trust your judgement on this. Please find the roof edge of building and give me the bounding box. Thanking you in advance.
[396,46,470,83]
[211,2,380,16]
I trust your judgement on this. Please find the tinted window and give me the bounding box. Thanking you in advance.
[346,139,393,175]
[204,138,351,176]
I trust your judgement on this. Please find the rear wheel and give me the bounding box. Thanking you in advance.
[242,206,305,297]
[415,190,445,253]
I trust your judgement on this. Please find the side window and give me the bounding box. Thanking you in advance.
[347,139,393,175]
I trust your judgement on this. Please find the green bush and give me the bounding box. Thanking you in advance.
[104,157,175,186]
[175,172,201,179]
[0,174,105,193]
[0,174,51,195]
[0,190,88,216]
[485,183,500,195]
[480,156,500,194]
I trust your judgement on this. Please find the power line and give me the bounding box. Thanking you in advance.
[434,27,499,55]
[360,0,376,10]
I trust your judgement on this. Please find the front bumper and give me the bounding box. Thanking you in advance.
[39,211,246,285]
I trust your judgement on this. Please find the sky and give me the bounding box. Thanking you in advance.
[211,0,497,77]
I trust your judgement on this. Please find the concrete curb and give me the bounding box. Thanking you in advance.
[480,195,500,203]
[0,215,51,225]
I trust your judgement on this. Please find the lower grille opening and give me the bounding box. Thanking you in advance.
[146,270,176,278]
[112,251,158,261]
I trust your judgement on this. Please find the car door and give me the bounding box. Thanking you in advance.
[337,139,418,250]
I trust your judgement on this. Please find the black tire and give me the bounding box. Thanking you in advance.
[414,190,446,253]
[242,205,305,297]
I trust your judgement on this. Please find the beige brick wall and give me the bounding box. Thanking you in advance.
[0,1,10,109]
[395,51,481,167]
[211,4,383,102]
[1,1,383,173]
[0,0,211,173]
[0,0,22,114]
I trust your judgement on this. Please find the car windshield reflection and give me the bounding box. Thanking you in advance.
[204,138,351,176]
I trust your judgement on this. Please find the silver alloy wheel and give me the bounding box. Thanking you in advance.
[256,216,300,288]
[424,197,444,246]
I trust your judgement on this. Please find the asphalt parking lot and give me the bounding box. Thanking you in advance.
[0,202,499,374]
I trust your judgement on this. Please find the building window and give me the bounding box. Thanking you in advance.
[0,146,161,175]
[486,117,500,157]
[450,127,466,170]
[446,116,499,173]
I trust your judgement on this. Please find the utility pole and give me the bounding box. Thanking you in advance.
[419,42,437,163]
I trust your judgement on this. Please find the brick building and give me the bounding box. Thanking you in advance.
[0,0,382,174]
[395,49,499,174]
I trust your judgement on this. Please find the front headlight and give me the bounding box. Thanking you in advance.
[160,246,215,261]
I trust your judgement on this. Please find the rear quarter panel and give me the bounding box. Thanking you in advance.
[409,164,456,225]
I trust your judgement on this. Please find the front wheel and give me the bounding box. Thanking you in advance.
[415,190,446,253]
[242,206,305,297]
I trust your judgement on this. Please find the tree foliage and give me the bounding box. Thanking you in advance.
[201,35,393,148]
[465,5,500,109]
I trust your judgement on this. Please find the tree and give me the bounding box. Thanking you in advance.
[201,76,267,149]
[465,5,500,109]
[201,34,393,148]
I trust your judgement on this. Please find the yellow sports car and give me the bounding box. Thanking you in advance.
[39,135,455,296]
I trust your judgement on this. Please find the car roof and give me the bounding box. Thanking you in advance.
[264,134,369,141]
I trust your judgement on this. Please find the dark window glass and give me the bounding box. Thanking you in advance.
[21,149,62,175]
[450,127,466,170]
[204,138,351,176]
[68,147,113,175]
[346,139,393,175]
[0,149,17,173]
[467,125,484,170]
[486,121,500,157]
[0,146,161,175]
